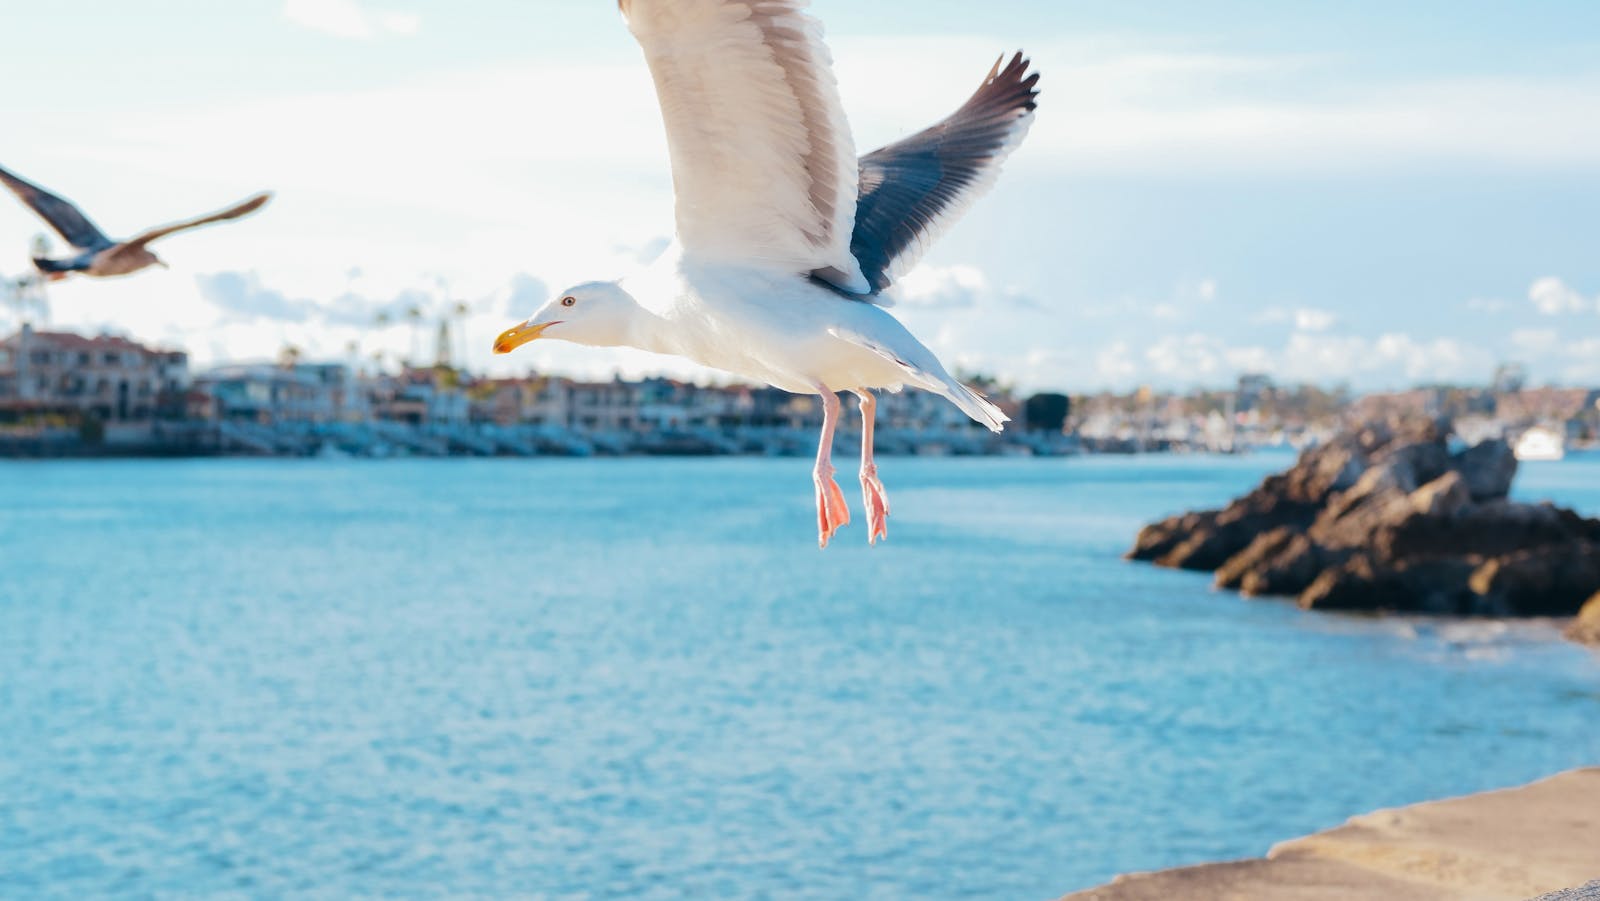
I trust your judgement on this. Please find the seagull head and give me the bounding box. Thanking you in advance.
[127,247,167,271]
[494,280,639,353]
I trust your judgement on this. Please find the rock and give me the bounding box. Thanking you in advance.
[1127,510,1219,563]
[1300,555,1478,614]
[1453,438,1518,501]
[1565,594,1600,646]
[1526,881,1600,901]
[1410,471,1473,518]
[1129,482,1325,572]
[1305,440,1457,555]
[1382,500,1597,562]
[1470,544,1600,617]
[1214,527,1299,590]
[1128,429,1442,571]
[1238,534,1326,598]
[1126,416,1600,634]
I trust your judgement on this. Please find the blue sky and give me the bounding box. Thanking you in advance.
[3,0,1598,390]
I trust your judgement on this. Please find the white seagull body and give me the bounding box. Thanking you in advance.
[497,0,1040,547]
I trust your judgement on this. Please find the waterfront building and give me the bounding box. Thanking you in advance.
[372,367,470,426]
[195,363,363,423]
[0,324,189,422]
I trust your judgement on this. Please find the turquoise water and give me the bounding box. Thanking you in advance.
[1,454,1597,899]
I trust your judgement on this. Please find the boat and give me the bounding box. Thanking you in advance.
[1513,425,1566,462]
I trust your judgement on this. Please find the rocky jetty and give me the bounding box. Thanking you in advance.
[1127,418,1600,624]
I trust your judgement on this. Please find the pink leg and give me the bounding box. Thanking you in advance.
[853,390,890,544]
[813,390,851,548]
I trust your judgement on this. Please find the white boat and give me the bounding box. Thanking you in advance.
[1513,426,1566,462]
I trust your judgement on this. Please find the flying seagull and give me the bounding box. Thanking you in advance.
[496,0,1039,548]
[0,164,271,280]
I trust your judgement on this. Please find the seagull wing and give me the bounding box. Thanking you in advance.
[126,192,273,248]
[620,0,868,293]
[0,164,115,251]
[850,53,1039,294]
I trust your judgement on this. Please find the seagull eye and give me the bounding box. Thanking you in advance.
[561,296,576,307]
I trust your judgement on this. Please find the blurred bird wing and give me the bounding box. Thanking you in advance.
[0,164,115,251]
[127,191,273,247]
[620,0,867,293]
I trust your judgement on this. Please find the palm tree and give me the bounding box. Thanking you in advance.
[277,343,303,370]
[406,304,423,367]
[452,300,471,369]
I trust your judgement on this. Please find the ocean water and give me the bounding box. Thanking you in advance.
[1,453,1597,899]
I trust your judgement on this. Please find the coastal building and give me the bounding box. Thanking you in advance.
[372,367,470,426]
[1235,373,1273,412]
[470,377,558,426]
[196,363,367,423]
[565,378,644,431]
[0,324,189,422]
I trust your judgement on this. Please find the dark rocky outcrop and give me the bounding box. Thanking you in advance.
[1127,418,1600,636]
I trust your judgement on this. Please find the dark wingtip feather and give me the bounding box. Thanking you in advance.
[840,52,1043,296]
[975,50,1040,115]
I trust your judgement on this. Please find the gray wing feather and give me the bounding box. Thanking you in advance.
[0,164,115,251]
[833,52,1039,296]
[127,192,272,248]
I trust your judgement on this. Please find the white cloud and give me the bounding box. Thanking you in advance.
[836,36,1600,176]
[1278,331,1494,384]
[890,264,991,310]
[1293,308,1338,332]
[1466,297,1510,313]
[1094,341,1139,386]
[1509,328,1560,354]
[1145,333,1227,380]
[1528,276,1593,315]
[1079,327,1502,390]
[1223,345,1276,374]
[1558,338,1600,382]
[283,0,419,40]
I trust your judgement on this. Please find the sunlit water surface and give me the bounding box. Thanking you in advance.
[2,453,1597,899]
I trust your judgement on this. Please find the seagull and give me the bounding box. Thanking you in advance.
[0,164,271,280]
[495,0,1039,548]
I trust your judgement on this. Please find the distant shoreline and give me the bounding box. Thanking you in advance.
[0,420,1158,460]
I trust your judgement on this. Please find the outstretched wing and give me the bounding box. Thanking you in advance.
[620,0,868,293]
[126,192,273,248]
[848,53,1039,295]
[0,164,115,251]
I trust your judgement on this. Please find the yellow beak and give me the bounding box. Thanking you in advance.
[493,321,556,354]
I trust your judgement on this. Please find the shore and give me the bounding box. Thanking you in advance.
[1061,768,1600,901]
[0,420,1091,459]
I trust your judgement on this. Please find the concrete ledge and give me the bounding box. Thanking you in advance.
[1062,768,1600,901]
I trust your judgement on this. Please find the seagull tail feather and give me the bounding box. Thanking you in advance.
[31,256,80,273]
[826,325,1009,433]
[941,381,1009,434]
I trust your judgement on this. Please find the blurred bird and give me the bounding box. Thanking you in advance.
[496,0,1039,547]
[0,164,271,280]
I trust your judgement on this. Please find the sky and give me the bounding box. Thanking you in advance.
[2,0,1599,392]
